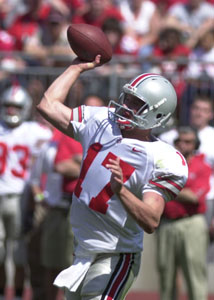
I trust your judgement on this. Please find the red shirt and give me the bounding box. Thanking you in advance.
[153,44,191,72]
[54,133,82,194]
[163,153,211,219]
[72,6,124,28]
[7,4,50,50]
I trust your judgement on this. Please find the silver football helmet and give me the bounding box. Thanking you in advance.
[108,73,177,130]
[0,85,32,127]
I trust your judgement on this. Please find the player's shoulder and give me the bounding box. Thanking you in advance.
[72,105,108,123]
[145,139,188,201]
[152,139,188,177]
[83,105,108,119]
[81,105,110,127]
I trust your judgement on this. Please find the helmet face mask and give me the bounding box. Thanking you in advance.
[108,73,177,130]
[0,85,32,127]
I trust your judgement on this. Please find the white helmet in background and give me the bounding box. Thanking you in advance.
[109,73,177,130]
[0,85,32,127]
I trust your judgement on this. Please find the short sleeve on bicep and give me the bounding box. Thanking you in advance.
[143,147,188,202]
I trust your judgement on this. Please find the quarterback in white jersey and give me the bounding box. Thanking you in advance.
[37,56,188,300]
[0,84,52,300]
[70,105,186,253]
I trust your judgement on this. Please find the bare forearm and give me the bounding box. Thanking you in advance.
[176,188,198,204]
[117,187,163,233]
[36,65,81,133]
[107,157,164,233]
[55,159,81,178]
[45,65,82,103]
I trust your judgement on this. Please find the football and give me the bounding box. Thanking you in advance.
[67,24,113,65]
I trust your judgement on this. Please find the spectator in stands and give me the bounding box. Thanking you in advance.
[186,28,214,80]
[96,17,140,77]
[0,28,26,74]
[72,0,124,28]
[102,17,138,56]
[48,0,84,20]
[117,0,161,51]
[150,0,187,17]
[163,0,214,49]
[159,95,214,156]
[157,126,211,300]
[23,8,73,67]
[159,95,214,267]
[7,0,51,50]
[0,0,26,29]
[139,26,191,104]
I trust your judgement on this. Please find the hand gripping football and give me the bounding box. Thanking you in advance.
[67,23,113,65]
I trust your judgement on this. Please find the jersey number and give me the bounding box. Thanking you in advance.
[74,143,135,214]
[0,142,29,178]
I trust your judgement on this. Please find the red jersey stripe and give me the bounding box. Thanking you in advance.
[165,178,183,191]
[149,180,177,197]
[78,106,82,122]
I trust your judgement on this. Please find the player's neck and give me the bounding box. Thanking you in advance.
[121,128,154,141]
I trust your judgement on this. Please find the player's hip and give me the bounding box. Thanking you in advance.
[65,252,141,300]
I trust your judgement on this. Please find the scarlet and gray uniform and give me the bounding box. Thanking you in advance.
[55,106,188,299]
[0,121,52,263]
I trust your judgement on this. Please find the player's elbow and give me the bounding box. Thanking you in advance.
[36,94,50,115]
[141,218,160,234]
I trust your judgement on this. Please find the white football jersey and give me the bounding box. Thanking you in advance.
[70,106,188,253]
[29,141,63,206]
[0,121,52,195]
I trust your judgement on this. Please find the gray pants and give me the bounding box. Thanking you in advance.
[156,214,209,300]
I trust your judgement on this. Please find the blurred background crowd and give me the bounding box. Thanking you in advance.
[0,0,214,114]
[0,0,214,299]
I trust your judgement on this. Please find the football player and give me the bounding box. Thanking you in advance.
[37,55,188,300]
[0,84,52,300]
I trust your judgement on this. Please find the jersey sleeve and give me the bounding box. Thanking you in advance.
[143,145,188,202]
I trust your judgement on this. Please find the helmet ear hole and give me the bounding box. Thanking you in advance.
[156,113,163,119]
